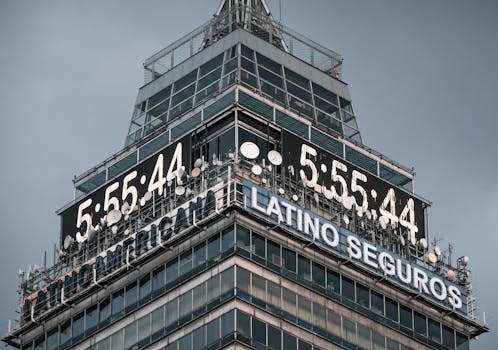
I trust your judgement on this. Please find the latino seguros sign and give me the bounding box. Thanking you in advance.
[243,180,466,314]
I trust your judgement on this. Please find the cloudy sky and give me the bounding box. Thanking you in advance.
[0,0,497,348]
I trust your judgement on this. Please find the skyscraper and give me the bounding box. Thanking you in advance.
[3,1,488,349]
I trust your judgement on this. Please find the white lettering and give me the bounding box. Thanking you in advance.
[396,259,412,284]
[448,286,463,309]
[251,187,267,213]
[304,212,320,240]
[362,242,378,269]
[266,196,283,223]
[429,277,447,301]
[280,201,297,226]
[321,224,339,247]
[347,236,362,259]
[378,252,395,276]
[413,267,430,294]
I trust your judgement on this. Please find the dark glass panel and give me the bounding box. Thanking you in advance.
[342,276,355,301]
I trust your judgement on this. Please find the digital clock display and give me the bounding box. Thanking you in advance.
[59,136,191,249]
[281,131,426,243]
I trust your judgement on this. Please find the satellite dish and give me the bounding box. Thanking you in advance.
[191,167,201,177]
[461,256,470,266]
[434,246,442,256]
[107,210,122,226]
[343,215,350,225]
[124,214,130,221]
[251,164,263,176]
[63,235,74,250]
[379,216,388,230]
[418,238,428,250]
[175,186,186,196]
[267,150,283,166]
[194,158,203,168]
[292,194,299,202]
[144,191,153,201]
[278,188,285,195]
[240,142,260,160]
[427,252,438,264]
[124,229,130,236]
[446,269,456,281]
[321,164,327,173]
[177,166,186,179]
[111,226,118,234]
[262,178,267,184]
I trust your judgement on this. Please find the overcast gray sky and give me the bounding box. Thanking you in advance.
[0,0,497,348]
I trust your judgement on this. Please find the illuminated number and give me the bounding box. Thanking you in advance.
[299,144,318,187]
[380,188,398,227]
[122,171,138,213]
[331,160,348,203]
[104,182,120,212]
[166,142,183,181]
[76,198,92,243]
[399,198,418,245]
[148,154,166,196]
[351,170,368,213]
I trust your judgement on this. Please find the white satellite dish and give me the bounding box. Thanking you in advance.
[107,210,122,226]
[124,229,130,236]
[446,269,456,281]
[427,252,438,264]
[267,150,283,166]
[194,158,203,168]
[175,186,186,196]
[434,246,442,256]
[144,191,153,202]
[343,215,350,225]
[278,188,285,195]
[292,194,299,202]
[251,164,263,176]
[191,167,201,177]
[111,226,118,234]
[124,214,130,221]
[63,235,74,250]
[461,256,470,266]
[177,166,186,179]
[240,142,260,160]
[379,216,388,230]
[418,238,428,250]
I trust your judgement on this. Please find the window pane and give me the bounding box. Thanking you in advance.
[298,295,312,324]
[386,338,400,350]
[194,242,206,267]
[253,233,265,258]
[179,290,192,318]
[151,306,165,334]
[166,258,178,285]
[85,305,98,334]
[221,310,235,337]
[139,274,151,301]
[179,250,193,276]
[193,326,205,350]
[46,328,57,350]
[124,322,137,349]
[206,318,220,346]
[111,329,124,350]
[283,332,296,350]
[313,302,327,329]
[282,288,296,315]
[385,298,399,322]
[221,226,234,252]
[178,334,191,349]
[73,312,84,339]
[252,318,266,345]
[298,339,312,350]
[282,247,296,273]
[237,311,251,337]
[372,331,385,350]
[298,255,311,281]
[60,320,71,348]
[268,324,281,350]
[342,277,355,301]
[456,332,469,350]
[125,281,138,310]
[221,267,234,295]
[428,318,441,343]
[237,267,250,295]
[343,317,356,344]
[400,305,412,329]
[414,312,427,336]
[327,269,340,293]
[356,283,369,308]
[137,314,150,343]
[312,262,325,287]
[152,266,165,294]
[193,282,206,311]
[267,280,281,308]
[207,274,220,302]
[358,323,371,350]
[236,225,250,251]
[207,234,220,260]
[165,298,178,326]
[371,290,384,315]
[267,240,281,266]
[252,274,266,302]
[327,310,341,335]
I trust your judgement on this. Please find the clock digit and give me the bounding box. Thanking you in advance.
[148,154,167,196]
[76,198,92,243]
[122,171,138,212]
[104,182,120,212]
[379,188,398,227]
[331,160,348,203]
[399,198,418,244]
[166,142,184,181]
[351,170,368,213]
[299,144,318,188]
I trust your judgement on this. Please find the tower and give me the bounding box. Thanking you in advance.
[3,1,488,349]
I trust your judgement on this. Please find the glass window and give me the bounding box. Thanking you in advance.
[343,317,357,344]
[124,322,137,349]
[152,265,165,294]
[206,318,220,346]
[257,53,282,74]
[166,258,178,285]
[193,326,205,350]
[174,70,197,93]
[149,86,172,108]
[372,331,385,350]
[414,311,427,336]
[139,274,151,302]
[282,288,296,315]
[259,66,283,88]
[313,302,327,329]
[252,274,266,302]
[60,320,71,349]
[327,310,341,335]
[237,311,251,338]
[34,335,45,350]
[400,305,413,329]
[221,310,235,337]
[237,267,250,294]
[193,282,206,312]
[356,283,369,308]
[253,233,265,258]
[428,318,441,343]
[456,332,469,350]
[298,339,312,350]
[165,298,178,326]
[137,314,150,343]
[385,297,398,322]
[252,318,266,345]
[268,324,281,350]
[261,80,287,105]
[326,269,340,292]
[200,54,223,77]
[312,83,338,105]
[221,226,234,252]
[283,332,296,350]
[236,225,250,251]
[312,262,325,287]
[241,45,254,60]
[298,255,311,281]
[207,234,220,260]
[207,274,220,302]
[282,247,296,273]
[46,328,58,350]
[267,240,281,266]
[178,334,191,349]
[194,242,206,268]
[99,337,110,350]
[72,311,84,339]
[151,306,165,335]
[386,338,400,350]
[442,325,455,349]
[267,280,281,308]
[298,295,312,324]
[111,329,124,350]
[179,250,193,276]
[370,290,384,315]
[125,281,138,310]
[179,290,193,319]
[85,305,98,334]
[357,323,371,350]
[342,277,355,301]
[221,267,234,295]
[285,68,310,90]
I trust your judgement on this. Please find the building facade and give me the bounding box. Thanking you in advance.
[3,1,488,350]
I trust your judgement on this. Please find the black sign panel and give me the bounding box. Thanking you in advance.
[59,136,191,249]
[282,131,426,241]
